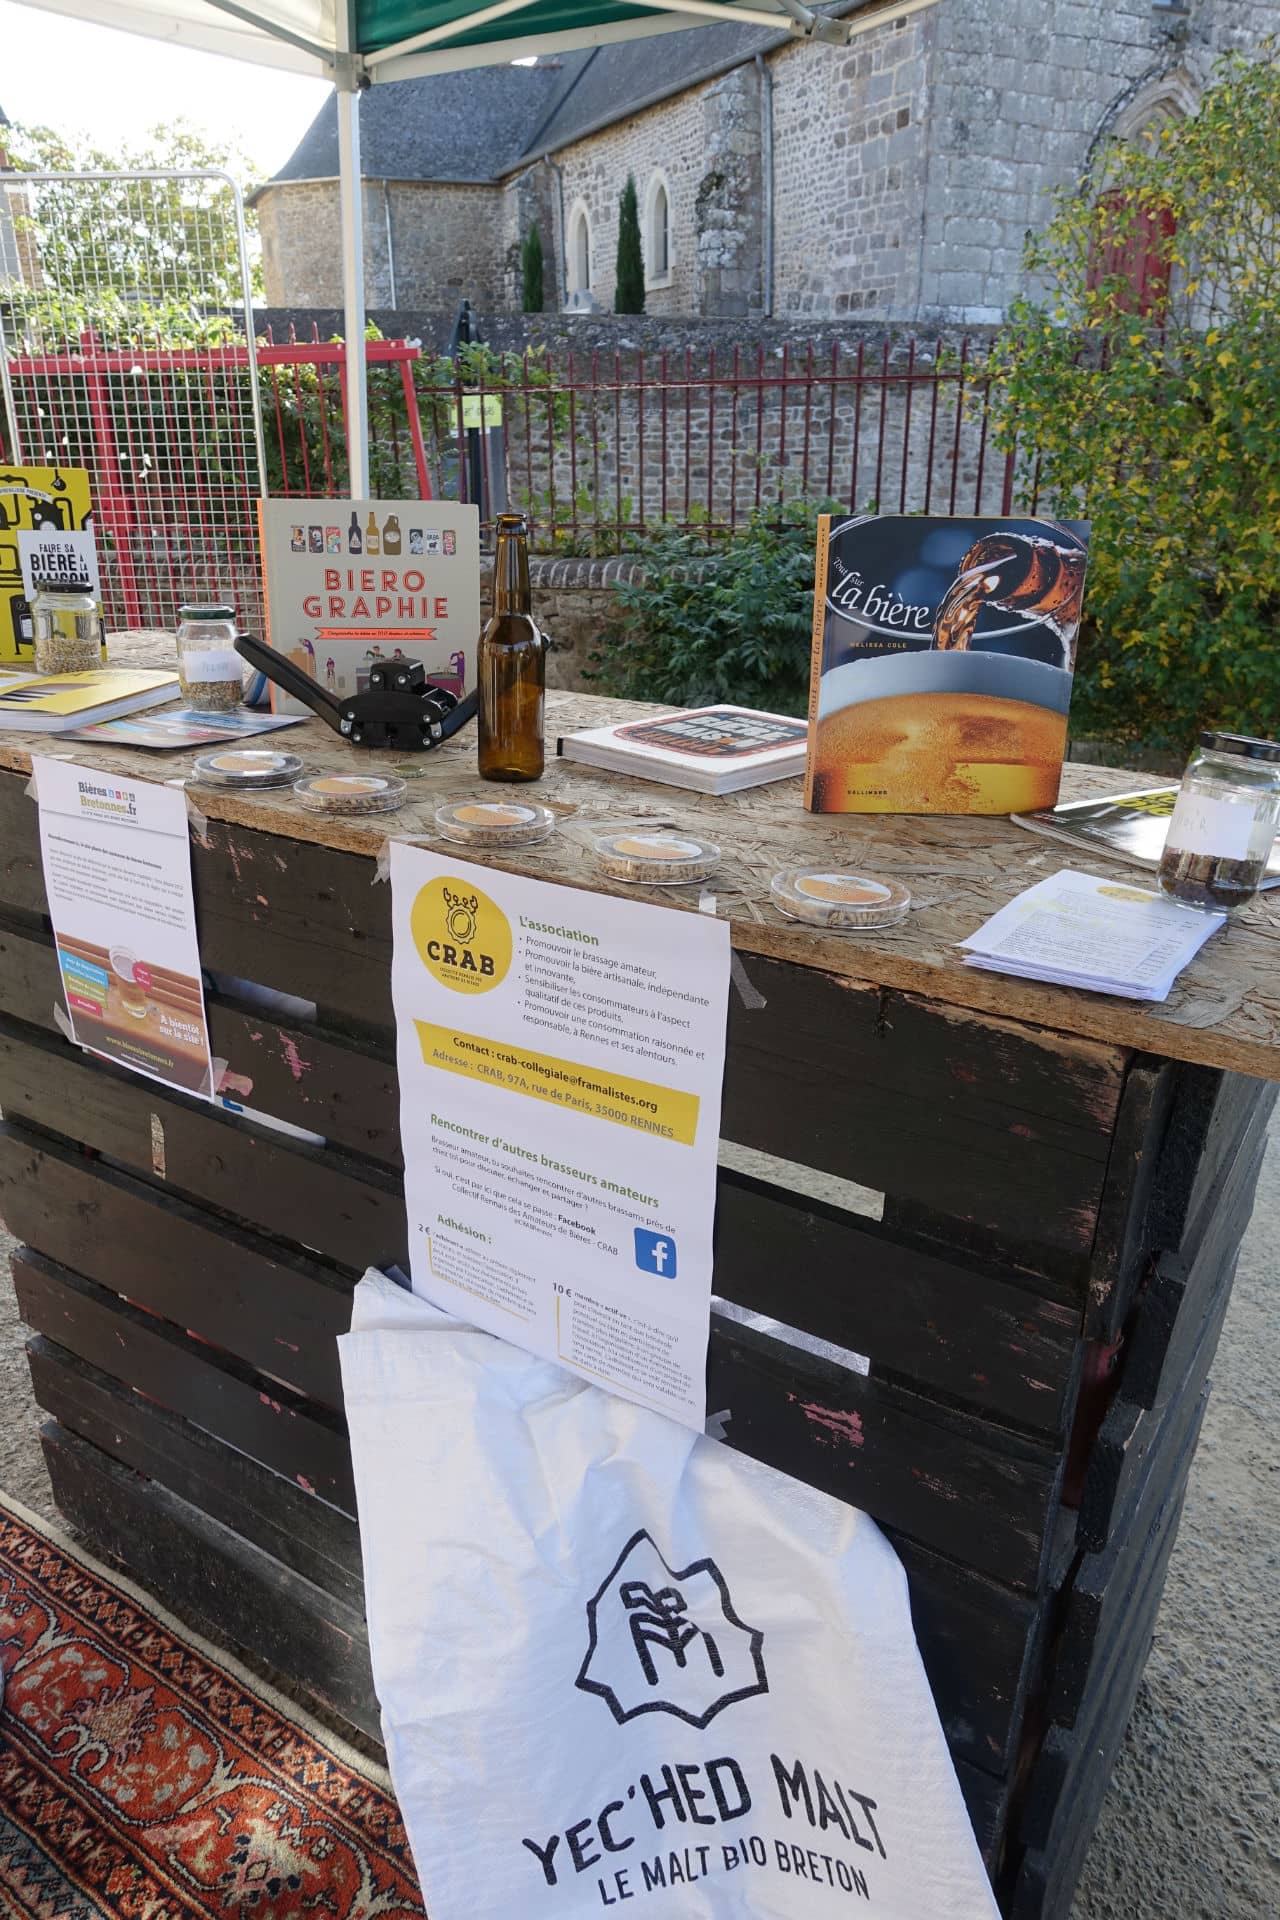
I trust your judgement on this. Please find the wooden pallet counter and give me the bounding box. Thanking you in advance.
[1,691,1277,1918]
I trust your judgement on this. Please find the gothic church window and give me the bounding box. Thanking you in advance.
[1087,71,1198,319]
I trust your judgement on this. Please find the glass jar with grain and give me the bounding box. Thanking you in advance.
[31,570,102,673]
[176,604,243,711]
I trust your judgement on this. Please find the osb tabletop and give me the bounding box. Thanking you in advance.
[3,671,1279,1082]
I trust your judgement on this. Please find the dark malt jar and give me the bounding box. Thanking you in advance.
[479,513,546,782]
[1158,731,1280,911]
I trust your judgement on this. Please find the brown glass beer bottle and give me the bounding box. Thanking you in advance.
[479,513,545,781]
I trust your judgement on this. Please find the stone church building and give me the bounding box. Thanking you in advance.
[254,0,1278,326]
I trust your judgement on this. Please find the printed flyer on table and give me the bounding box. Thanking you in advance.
[34,757,214,1096]
[391,846,730,1429]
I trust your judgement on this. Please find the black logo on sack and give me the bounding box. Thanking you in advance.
[575,1530,767,1729]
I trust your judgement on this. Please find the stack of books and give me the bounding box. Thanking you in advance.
[0,668,178,731]
[559,704,808,794]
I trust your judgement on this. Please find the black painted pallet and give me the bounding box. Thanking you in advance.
[0,756,1272,1920]
[1045,1379,1209,1734]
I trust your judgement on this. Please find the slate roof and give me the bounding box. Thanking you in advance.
[264,5,860,189]
[528,17,787,157]
[267,60,571,186]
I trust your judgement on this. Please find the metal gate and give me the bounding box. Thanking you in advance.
[0,169,267,633]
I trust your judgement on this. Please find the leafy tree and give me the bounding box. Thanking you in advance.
[614,174,644,314]
[521,222,544,313]
[988,47,1280,753]
[3,119,263,344]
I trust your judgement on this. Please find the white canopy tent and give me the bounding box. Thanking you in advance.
[11,0,925,492]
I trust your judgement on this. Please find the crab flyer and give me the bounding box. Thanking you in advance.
[389,846,730,1431]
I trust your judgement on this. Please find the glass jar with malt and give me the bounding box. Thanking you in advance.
[31,570,102,673]
[1158,731,1280,911]
[176,605,243,711]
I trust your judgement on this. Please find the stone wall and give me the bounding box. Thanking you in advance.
[482,317,1016,534]
[257,179,507,311]
[770,6,932,318]
[499,161,562,315]
[914,0,1280,321]
[695,63,764,318]
[553,82,706,316]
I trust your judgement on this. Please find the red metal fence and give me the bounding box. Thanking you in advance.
[1,328,431,633]
[452,336,1040,551]
[258,326,432,503]
[3,331,1038,625]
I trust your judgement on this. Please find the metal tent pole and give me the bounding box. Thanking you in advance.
[336,8,369,499]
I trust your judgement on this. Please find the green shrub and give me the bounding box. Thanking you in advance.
[588,500,835,713]
[988,46,1280,754]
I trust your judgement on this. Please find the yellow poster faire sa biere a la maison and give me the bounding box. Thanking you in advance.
[0,467,99,666]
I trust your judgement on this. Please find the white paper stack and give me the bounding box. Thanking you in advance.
[961,868,1225,1002]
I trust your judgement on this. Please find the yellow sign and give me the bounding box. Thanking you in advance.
[410,875,513,993]
[415,1021,700,1145]
[459,395,504,430]
[0,467,97,666]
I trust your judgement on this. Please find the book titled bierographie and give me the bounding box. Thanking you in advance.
[806,514,1090,815]
[258,498,480,718]
[559,703,809,794]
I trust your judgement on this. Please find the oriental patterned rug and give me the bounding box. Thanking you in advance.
[0,1494,426,1919]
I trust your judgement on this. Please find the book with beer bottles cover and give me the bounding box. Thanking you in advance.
[258,499,480,716]
[805,514,1090,815]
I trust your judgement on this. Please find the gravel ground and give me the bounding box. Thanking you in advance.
[1071,1115,1280,1920]
[0,1123,1276,1915]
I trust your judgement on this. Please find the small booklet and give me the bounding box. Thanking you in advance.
[1014,786,1280,887]
[961,869,1224,1002]
[559,704,808,793]
[63,708,308,750]
[0,667,179,731]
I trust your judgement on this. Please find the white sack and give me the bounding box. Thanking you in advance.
[340,1269,1000,1920]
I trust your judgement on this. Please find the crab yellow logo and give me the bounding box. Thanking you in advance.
[411,876,512,993]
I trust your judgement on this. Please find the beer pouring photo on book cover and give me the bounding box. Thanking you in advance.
[805,515,1091,815]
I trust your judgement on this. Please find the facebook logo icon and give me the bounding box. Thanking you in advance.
[634,1229,677,1278]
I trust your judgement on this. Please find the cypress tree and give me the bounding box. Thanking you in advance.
[615,175,645,314]
[521,223,544,313]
